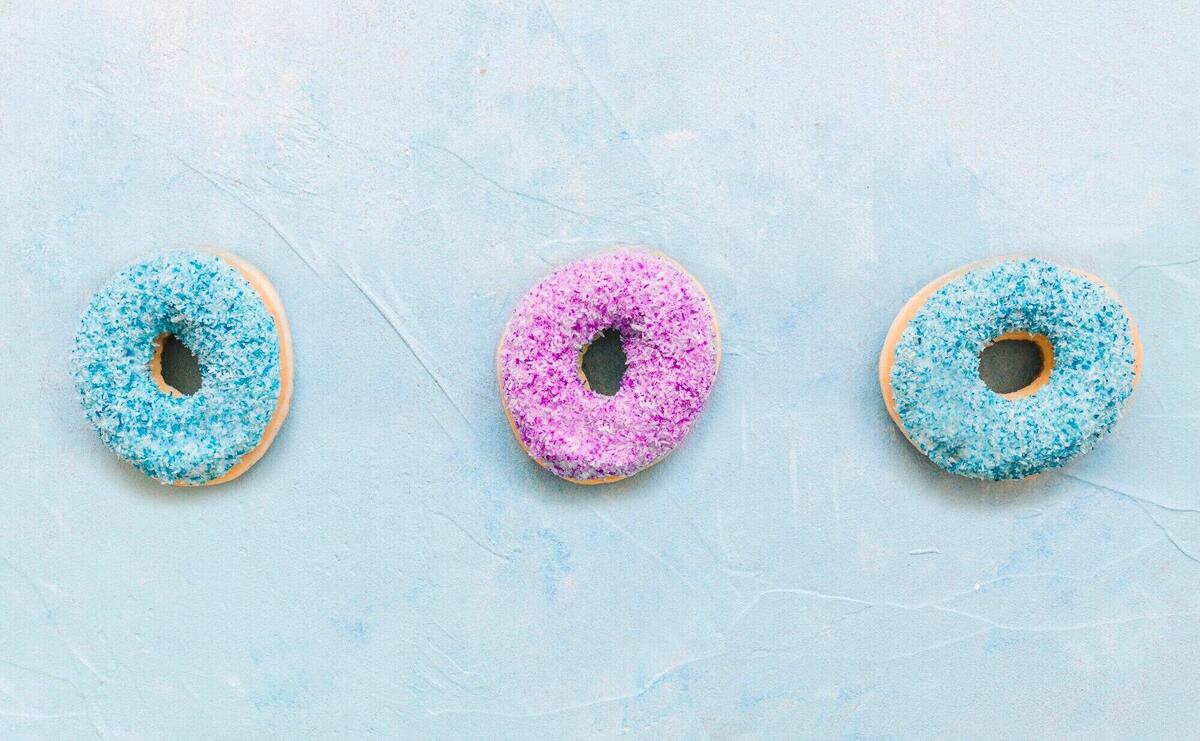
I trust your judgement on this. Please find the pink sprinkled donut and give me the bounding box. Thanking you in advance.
[497,250,721,484]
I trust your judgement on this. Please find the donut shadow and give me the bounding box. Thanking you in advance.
[517,454,641,502]
[113,436,288,501]
[511,431,687,504]
[885,421,1066,512]
[115,460,230,501]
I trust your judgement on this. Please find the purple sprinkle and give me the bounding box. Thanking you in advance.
[499,251,720,482]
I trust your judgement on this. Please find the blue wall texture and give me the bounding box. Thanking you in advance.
[2,2,1198,738]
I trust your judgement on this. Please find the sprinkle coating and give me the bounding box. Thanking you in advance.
[890,258,1137,480]
[498,251,720,482]
[72,250,281,484]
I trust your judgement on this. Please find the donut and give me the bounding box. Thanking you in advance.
[879,257,1142,480]
[72,249,294,485]
[497,250,721,484]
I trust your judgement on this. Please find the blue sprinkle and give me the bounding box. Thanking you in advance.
[72,250,281,484]
[891,258,1137,480]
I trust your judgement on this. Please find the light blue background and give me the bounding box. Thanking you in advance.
[2,2,1198,738]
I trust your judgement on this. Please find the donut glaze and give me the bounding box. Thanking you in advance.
[879,257,1141,481]
[72,249,293,485]
[498,250,720,484]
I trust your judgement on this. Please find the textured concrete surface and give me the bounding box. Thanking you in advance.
[2,2,1198,738]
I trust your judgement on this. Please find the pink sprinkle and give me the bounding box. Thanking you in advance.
[499,251,720,482]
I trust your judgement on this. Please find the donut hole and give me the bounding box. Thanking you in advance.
[979,332,1054,398]
[151,333,202,396]
[579,329,627,396]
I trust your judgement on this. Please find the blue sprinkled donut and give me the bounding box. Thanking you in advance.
[72,250,293,485]
[880,257,1141,480]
